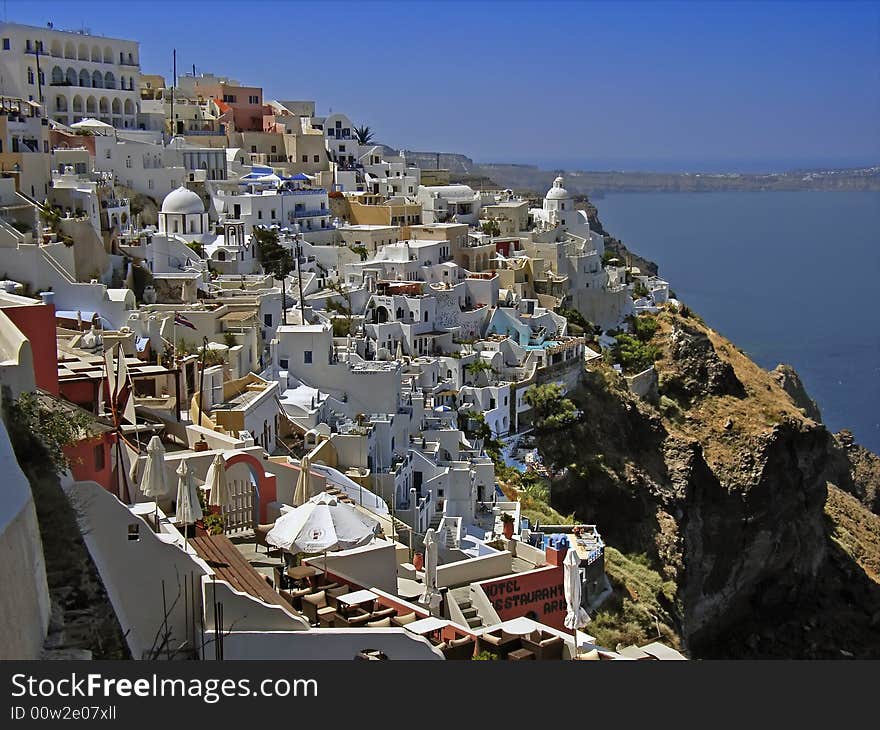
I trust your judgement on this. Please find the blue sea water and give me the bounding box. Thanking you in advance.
[594,191,880,454]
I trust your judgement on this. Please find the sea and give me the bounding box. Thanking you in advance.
[593,191,880,454]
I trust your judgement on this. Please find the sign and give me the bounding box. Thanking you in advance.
[478,567,567,631]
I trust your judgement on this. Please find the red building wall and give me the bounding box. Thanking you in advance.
[65,432,114,492]
[3,303,59,394]
[477,565,567,631]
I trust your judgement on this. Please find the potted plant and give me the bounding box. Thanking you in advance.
[500,512,515,540]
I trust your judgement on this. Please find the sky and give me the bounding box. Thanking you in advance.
[5,0,879,172]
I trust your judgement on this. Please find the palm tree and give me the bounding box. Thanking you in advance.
[354,125,374,146]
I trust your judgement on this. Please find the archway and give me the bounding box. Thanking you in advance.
[223,452,277,525]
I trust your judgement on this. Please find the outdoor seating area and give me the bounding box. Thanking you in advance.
[477,624,567,661]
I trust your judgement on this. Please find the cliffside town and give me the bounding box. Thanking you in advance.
[0,20,875,661]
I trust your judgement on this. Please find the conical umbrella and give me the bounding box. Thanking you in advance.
[205,453,230,510]
[140,436,170,501]
[267,492,377,572]
[292,456,311,507]
[420,528,439,611]
[395,340,403,361]
[175,460,203,529]
[563,546,590,653]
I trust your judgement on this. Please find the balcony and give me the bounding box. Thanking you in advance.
[292,209,327,219]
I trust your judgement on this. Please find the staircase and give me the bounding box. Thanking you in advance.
[450,586,485,630]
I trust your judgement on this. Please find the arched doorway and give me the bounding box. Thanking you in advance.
[222,452,277,529]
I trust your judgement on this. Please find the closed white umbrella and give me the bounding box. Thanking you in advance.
[175,460,203,529]
[395,340,403,361]
[205,452,229,510]
[292,455,311,507]
[140,435,170,501]
[420,527,439,611]
[267,492,377,553]
[563,546,590,654]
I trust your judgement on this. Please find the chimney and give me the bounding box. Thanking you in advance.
[39,291,55,308]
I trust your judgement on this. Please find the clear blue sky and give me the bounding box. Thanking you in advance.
[6,0,879,172]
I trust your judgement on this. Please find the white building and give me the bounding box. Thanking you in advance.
[0,22,141,128]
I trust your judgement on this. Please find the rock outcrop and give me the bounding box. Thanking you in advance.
[535,308,880,657]
[772,363,822,421]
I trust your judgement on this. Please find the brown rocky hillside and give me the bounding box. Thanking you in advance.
[535,307,880,657]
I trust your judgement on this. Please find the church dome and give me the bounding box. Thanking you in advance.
[161,186,205,215]
[545,176,570,200]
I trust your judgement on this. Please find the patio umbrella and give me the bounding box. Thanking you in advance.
[139,436,170,500]
[420,528,440,612]
[292,455,311,507]
[563,546,591,652]
[395,340,403,361]
[205,452,230,511]
[175,460,203,531]
[267,492,378,575]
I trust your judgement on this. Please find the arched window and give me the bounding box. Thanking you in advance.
[91,45,101,62]
[78,69,89,87]
[99,97,109,114]
[64,42,75,59]
[104,71,115,89]
[72,95,83,113]
[217,250,226,261]
[92,70,103,88]
[50,40,62,57]
[111,98,121,115]
[85,96,96,114]
[103,46,112,63]
[78,43,88,60]
[51,66,63,85]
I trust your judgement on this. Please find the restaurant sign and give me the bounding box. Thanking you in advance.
[478,567,566,630]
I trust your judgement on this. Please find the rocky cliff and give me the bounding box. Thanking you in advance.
[533,308,880,657]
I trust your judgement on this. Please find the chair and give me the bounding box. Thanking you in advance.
[285,585,315,611]
[367,616,392,628]
[391,611,418,627]
[254,523,276,554]
[521,632,564,660]
[369,607,397,622]
[326,585,349,607]
[477,630,520,659]
[301,590,328,624]
[337,610,373,628]
[441,637,476,660]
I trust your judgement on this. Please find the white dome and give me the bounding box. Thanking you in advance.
[545,176,570,200]
[161,186,205,215]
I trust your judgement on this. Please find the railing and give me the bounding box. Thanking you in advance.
[292,209,327,218]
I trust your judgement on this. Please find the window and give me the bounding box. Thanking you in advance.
[27,68,34,84]
[248,95,259,104]
[264,313,273,327]
[303,350,312,364]
[313,155,319,162]
[125,156,132,168]
[2,39,9,51]
[258,211,263,219]
[301,155,308,163]
[339,144,345,152]
[271,145,276,153]
[94,444,105,470]
[223,94,237,103]
[250,145,257,153]
[148,179,154,190]
[279,358,289,369]
[127,523,140,541]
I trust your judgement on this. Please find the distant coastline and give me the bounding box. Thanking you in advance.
[392,148,880,194]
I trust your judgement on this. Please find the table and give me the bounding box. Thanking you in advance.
[287,565,317,581]
[337,589,378,610]
[404,616,447,636]
[508,648,535,661]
